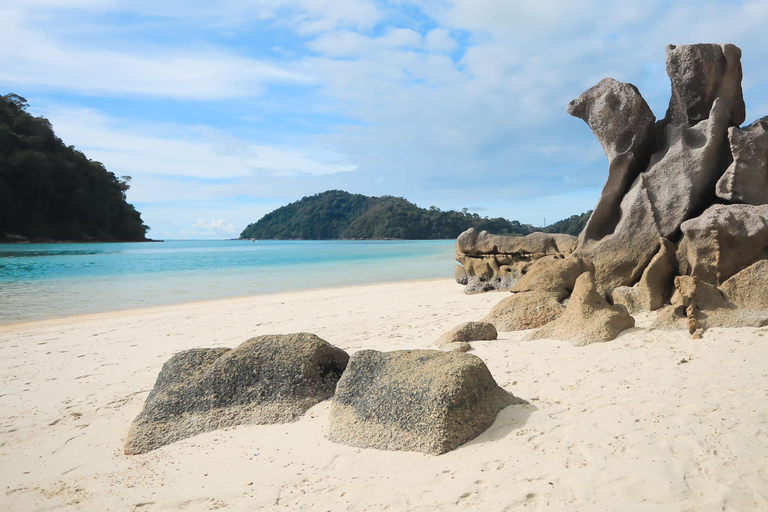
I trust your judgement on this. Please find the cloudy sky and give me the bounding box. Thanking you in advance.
[2,1,767,239]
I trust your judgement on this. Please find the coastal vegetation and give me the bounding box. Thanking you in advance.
[0,93,149,242]
[240,190,590,240]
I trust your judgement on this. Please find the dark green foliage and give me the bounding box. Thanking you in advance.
[241,190,590,240]
[0,93,149,242]
[543,211,593,236]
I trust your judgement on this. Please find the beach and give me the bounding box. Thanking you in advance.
[2,279,768,511]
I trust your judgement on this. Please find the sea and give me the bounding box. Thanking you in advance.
[0,239,457,325]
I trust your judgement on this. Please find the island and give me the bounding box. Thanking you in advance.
[0,93,149,242]
[240,189,590,240]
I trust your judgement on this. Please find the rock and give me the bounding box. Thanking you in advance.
[716,117,768,204]
[719,260,768,310]
[567,78,656,240]
[482,290,566,331]
[328,349,520,455]
[575,180,662,293]
[677,204,768,284]
[509,256,593,297]
[436,322,497,351]
[124,333,349,455]
[653,276,768,333]
[526,272,635,346]
[455,229,577,293]
[454,265,469,285]
[664,43,745,127]
[642,98,733,239]
[612,238,677,313]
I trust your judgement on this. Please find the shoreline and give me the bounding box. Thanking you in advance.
[0,277,453,329]
[2,280,768,510]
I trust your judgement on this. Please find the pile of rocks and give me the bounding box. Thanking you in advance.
[478,43,768,344]
[125,332,520,456]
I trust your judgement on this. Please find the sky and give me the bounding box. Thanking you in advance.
[2,1,767,239]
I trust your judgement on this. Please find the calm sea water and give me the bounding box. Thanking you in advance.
[0,239,457,325]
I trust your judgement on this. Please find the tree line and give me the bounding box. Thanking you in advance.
[240,190,592,240]
[0,93,149,242]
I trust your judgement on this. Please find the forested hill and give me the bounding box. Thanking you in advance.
[0,93,149,242]
[240,190,590,240]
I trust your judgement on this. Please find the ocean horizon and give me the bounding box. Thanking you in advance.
[0,239,457,325]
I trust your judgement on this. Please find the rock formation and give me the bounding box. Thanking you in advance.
[471,43,768,341]
[525,272,635,346]
[328,349,520,455]
[125,333,349,454]
[455,228,577,293]
[716,117,768,204]
[435,321,497,352]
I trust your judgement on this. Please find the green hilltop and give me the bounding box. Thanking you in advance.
[240,190,591,240]
[0,93,149,242]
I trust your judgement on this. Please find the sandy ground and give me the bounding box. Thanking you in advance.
[1,279,768,511]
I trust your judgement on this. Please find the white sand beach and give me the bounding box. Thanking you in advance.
[2,279,768,511]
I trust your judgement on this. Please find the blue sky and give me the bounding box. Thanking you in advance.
[2,0,767,239]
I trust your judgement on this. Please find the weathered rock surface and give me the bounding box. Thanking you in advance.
[482,290,565,332]
[664,43,745,127]
[612,238,676,313]
[125,333,349,455]
[717,117,768,204]
[568,78,655,240]
[526,273,635,346]
[719,260,768,310]
[653,276,768,335]
[328,349,520,455]
[677,204,768,284]
[455,229,577,293]
[509,256,593,298]
[574,181,662,293]
[436,321,497,352]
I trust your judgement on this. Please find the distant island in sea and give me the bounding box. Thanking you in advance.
[0,93,149,243]
[240,190,591,240]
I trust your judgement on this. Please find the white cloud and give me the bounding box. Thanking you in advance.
[35,105,357,186]
[190,218,239,237]
[0,7,311,100]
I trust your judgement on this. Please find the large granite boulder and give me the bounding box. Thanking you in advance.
[717,117,768,205]
[719,260,768,310]
[664,43,745,127]
[125,333,349,454]
[456,229,577,293]
[677,204,768,284]
[482,290,566,332]
[509,255,593,297]
[435,321,497,352]
[526,272,635,346]
[567,78,655,241]
[328,349,520,455]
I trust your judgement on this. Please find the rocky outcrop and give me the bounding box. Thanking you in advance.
[525,273,635,346]
[468,43,768,340]
[717,117,768,204]
[435,321,497,352]
[482,290,566,332]
[328,349,520,455]
[612,238,676,313]
[677,204,768,284]
[664,43,745,127]
[719,260,768,310]
[125,333,349,455]
[653,276,768,335]
[567,78,655,241]
[455,229,577,293]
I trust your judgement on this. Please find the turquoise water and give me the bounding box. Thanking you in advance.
[0,239,457,325]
